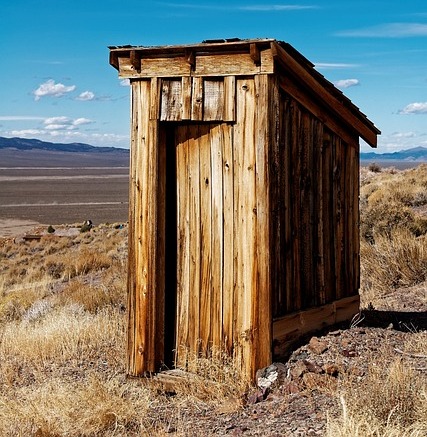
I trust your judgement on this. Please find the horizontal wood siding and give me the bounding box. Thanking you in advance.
[272,92,359,320]
[116,48,274,79]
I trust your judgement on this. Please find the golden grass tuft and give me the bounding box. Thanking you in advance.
[327,333,427,437]
[0,375,154,437]
[360,228,427,297]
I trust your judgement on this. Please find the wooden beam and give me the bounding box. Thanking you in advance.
[185,49,195,70]
[250,43,261,65]
[271,42,379,148]
[109,51,119,70]
[130,50,141,73]
[273,295,360,359]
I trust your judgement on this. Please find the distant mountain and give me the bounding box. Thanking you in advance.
[360,146,427,162]
[0,136,129,154]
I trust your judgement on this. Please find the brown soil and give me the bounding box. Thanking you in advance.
[156,326,426,436]
[0,218,47,237]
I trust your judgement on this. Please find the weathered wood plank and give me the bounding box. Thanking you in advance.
[300,111,313,309]
[272,295,360,359]
[333,136,345,300]
[210,124,224,349]
[193,53,262,76]
[222,123,234,353]
[253,74,272,374]
[127,80,139,375]
[291,101,302,311]
[160,79,182,121]
[322,130,335,304]
[270,87,281,319]
[181,76,192,120]
[191,77,203,121]
[188,124,201,361]
[282,96,293,315]
[272,42,378,147]
[353,146,360,292]
[203,80,224,121]
[155,124,167,366]
[234,77,257,379]
[149,78,160,120]
[116,51,270,78]
[277,75,359,149]
[118,56,191,78]
[314,120,325,306]
[199,124,212,354]
[223,76,236,122]
[127,80,164,374]
[175,125,190,368]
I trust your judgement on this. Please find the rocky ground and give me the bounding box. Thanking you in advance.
[2,222,426,436]
[150,323,426,436]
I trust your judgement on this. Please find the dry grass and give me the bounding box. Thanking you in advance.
[0,224,249,436]
[327,165,427,436]
[327,344,427,437]
[360,164,427,242]
[1,166,427,435]
[360,228,427,299]
[359,165,427,307]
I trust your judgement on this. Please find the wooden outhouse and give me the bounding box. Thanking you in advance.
[109,38,380,381]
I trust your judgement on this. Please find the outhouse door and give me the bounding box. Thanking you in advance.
[171,123,235,367]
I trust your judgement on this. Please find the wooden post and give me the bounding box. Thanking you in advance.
[127,80,165,375]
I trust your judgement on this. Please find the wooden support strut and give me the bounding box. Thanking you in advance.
[130,50,141,73]
[250,43,261,65]
[185,49,195,70]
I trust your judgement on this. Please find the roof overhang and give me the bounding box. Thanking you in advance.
[109,38,380,148]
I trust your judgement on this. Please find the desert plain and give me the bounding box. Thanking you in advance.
[0,150,129,236]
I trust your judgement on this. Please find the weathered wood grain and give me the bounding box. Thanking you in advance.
[127,80,164,375]
[119,39,377,381]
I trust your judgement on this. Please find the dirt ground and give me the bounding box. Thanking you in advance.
[0,218,47,237]
[1,223,426,436]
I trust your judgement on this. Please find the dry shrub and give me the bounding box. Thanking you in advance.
[57,278,125,313]
[0,305,124,372]
[360,228,427,296]
[44,248,112,280]
[0,375,153,437]
[368,162,382,173]
[360,165,427,243]
[327,358,427,437]
[173,346,250,404]
[0,287,44,323]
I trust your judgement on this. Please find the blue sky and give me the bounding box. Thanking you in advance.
[0,1,426,152]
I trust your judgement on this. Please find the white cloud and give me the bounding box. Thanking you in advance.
[334,79,360,89]
[390,131,417,138]
[315,63,360,69]
[336,23,427,38]
[33,79,76,101]
[120,79,130,87]
[43,116,93,130]
[76,91,95,101]
[374,130,427,153]
[158,2,317,11]
[399,102,427,114]
[9,129,44,136]
[72,117,92,126]
[240,5,317,11]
